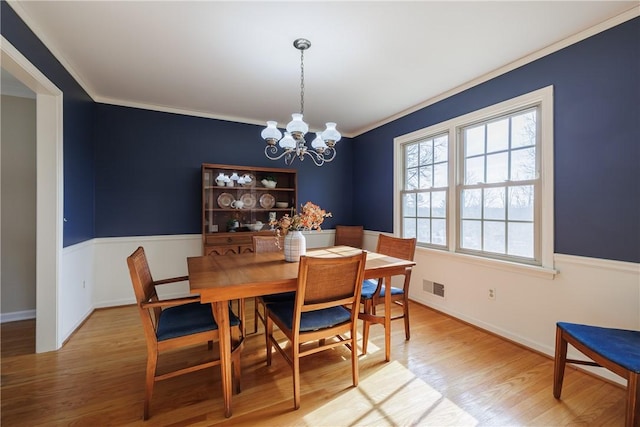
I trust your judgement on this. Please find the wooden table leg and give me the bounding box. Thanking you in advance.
[211,300,233,418]
[384,275,391,362]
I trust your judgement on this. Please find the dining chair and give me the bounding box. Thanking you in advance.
[265,251,368,409]
[334,225,364,248]
[251,235,290,334]
[127,246,242,420]
[554,322,639,427]
[359,234,417,355]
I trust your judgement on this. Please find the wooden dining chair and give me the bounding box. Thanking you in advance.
[334,225,364,248]
[127,246,242,420]
[359,234,417,355]
[265,251,368,409]
[554,322,640,427]
[251,235,290,334]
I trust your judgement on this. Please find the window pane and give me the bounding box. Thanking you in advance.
[487,118,509,153]
[403,193,416,216]
[508,186,534,221]
[486,152,508,183]
[419,166,432,189]
[511,147,536,181]
[419,141,432,166]
[417,218,430,242]
[511,110,537,148]
[406,168,418,190]
[405,144,419,167]
[465,156,484,184]
[433,163,448,188]
[462,189,482,219]
[403,217,417,239]
[484,221,506,254]
[484,187,505,220]
[465,125,485,156]
[432,191,446,218]
[432,219,446,245]
[417,193,430,217]
[461,220,481,250]
[433,135,448,162]
[508,222,533,258]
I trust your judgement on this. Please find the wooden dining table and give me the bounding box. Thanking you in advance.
[187,245,416,417]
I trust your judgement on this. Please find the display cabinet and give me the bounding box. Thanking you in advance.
[201,163,297,255]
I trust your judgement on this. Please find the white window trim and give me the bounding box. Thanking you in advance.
[394,85,556,278]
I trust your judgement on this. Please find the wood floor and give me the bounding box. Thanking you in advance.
[1,302,626,426]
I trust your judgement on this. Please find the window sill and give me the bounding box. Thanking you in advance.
[415,246,558,280]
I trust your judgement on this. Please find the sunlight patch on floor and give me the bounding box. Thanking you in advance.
[303,361,478,426]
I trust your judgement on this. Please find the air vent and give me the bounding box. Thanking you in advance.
[423,279,445,298]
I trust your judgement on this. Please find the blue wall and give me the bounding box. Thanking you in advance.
[352,18,639,263]
[1,1,95,247]
[92,104,352,236]
[2,1,638,262]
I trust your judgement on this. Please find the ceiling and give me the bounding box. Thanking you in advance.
[5,1,638,137]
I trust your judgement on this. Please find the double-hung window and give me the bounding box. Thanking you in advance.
[396,86,554,270]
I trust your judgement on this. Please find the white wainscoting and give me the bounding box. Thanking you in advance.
[56,230,638,385]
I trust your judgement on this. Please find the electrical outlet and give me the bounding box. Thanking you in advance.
[488,288,496,300]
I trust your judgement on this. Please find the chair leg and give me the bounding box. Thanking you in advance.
[253,298,259,334]
[266,311,273,366]
[361,299,372,354]
[144,351,158,420]
[293,344,301,410]
[403,297,410,341]
[351,330,359,387]
[232,352,242,395]
[627,371,638,427]
[553,326,567,399]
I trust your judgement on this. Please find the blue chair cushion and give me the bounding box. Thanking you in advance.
[156,302,239,341]
[558,322,640,373]
[268,300,351,332]
[261,291,296,304]
[360,279,404,300]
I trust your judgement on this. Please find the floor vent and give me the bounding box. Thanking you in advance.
[423,280,445,298]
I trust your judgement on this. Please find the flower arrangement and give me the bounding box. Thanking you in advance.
[270,201,332,236]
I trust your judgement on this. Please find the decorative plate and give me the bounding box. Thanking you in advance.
[259,193,275,209]
[217,192,234,208]
[240,193,257,209]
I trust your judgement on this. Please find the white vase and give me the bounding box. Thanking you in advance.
[284,230,306,262]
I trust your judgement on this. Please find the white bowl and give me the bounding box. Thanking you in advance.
[261,180,277,188]
[275,202,288,208]
[245,223,263,231]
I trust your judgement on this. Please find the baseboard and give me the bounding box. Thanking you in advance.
[1,309,36,323]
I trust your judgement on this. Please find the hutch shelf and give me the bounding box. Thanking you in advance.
[201,163,297,256]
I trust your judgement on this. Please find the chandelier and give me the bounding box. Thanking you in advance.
[261,38,341,167]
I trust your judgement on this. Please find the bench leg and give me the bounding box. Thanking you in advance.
[627,371,638,427]
[553,325,568,399]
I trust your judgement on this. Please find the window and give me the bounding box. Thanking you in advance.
[395,86,554,269]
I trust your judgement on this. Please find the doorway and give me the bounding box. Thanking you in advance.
[1,36,63,353]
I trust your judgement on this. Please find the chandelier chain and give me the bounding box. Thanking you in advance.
[300,49,305,115]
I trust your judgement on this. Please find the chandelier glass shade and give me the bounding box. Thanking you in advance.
[261,38,341,167]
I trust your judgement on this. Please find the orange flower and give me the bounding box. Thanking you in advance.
[270,202,332,236]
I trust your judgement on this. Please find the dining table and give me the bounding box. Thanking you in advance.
[187,245,416,417]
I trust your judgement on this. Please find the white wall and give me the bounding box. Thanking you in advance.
[44,229,640,386]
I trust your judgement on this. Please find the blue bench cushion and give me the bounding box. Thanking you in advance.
[558,322,640,373]
[361,279,404,300]
[268,301,351,332]
[156,302,239,341]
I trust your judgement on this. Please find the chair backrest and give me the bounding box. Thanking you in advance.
[294,252,367,321]
[376,234,417,261]
[252,235,283,253]
[127,246,161,339]
[334,225,364,249]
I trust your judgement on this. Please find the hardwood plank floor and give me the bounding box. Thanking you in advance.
[1,302,626,426]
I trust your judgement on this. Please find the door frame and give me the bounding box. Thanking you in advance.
[2,36,63,353]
